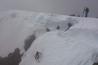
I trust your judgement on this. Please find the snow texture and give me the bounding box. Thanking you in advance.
[0,10,98,65]
[19,29,98,65]
[0,10,75,57]
[71,17,98,30]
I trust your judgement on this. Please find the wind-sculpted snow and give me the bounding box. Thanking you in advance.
[0,10,76,57]
[45,17,78,31]
[20,29,98,65]
[1,10,98,65]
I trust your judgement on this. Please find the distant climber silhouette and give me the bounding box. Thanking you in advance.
[34,51,42,62]
[83,7,90,17]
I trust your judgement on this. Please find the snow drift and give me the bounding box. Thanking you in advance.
[0,10,76,57]
[0,10,98,65]
[19,29,98,65]
[19,11,98,65]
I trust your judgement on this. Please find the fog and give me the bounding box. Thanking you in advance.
[0,0,98,17]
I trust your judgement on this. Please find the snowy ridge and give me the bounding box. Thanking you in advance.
[19,29,98,65]
[18,11,98,65]
[71,17,98,30]
[0,10,98,65]
[0,10,76,57]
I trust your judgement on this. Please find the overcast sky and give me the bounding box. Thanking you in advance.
[0,0,98,17]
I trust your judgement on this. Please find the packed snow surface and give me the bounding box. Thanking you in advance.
[0,10,98,65]
[20,29,98,65]
[0,10,76,57]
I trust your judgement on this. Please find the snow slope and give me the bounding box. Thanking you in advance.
[71,17,98,30]
[1,10,98,65]
[19,29,98,65]
[0,10,75,57]
[19,14,98,65]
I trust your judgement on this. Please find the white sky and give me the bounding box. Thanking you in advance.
[0,0,98,17]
